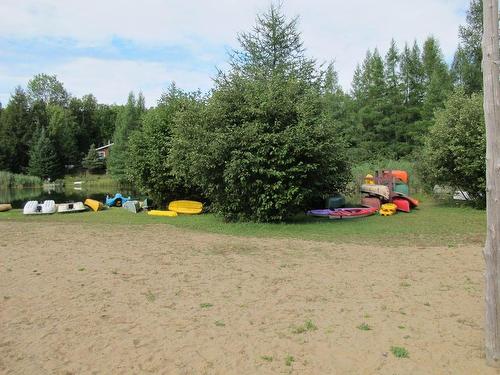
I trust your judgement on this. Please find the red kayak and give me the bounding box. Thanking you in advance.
[393,197,410,212]
[329,207,378,220]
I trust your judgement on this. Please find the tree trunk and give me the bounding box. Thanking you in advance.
[483,0,500,367]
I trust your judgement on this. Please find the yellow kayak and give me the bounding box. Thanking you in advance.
[0,203,12,212]
[148,210,178,217]
[380,203,397,216]
[168,200,203,215]
[84,198,103,212]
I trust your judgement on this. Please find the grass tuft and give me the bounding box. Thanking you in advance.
[391,346,409,358]
[292,319,318,334]
[357,323,372,331]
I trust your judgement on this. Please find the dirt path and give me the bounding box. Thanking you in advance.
[0,221,498,374]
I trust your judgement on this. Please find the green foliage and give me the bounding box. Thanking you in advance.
[26,73,70,106]
[420,90,485,204]
[451,0,483,94]
[171,4,350,222]
[0,171,42,189]
[126,86,199,203]
[108,92,145,181]
[390,346,409,358]
[28,127,62,179]
[81,144,105,172]
[0,87,33,172]
[46,105,79,167]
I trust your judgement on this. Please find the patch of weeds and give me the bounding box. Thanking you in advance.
[111,270,118,275]
[78,267,85,271]
[261,355,273,362]
[215,320,225,327]
[292,319,318,334]
[403,335,411,339]
[285,355,295,366]
[400,281,411,287]
[144,290,156,302]
[398,325,406,329]
[364,314,371,318]
[391,346,409,358]
[357,323,372,331]
[424,302,431,306]
[200,303,213,308]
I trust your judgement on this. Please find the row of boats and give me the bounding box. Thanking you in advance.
[20,194,204,216]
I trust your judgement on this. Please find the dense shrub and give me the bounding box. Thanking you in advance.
[126,87,200,203]
[419,89,485,204]
[170,5,350,222]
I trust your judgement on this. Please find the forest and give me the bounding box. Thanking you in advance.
[0,0,485,221]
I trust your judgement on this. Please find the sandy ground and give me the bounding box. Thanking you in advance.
[0,221,499,375]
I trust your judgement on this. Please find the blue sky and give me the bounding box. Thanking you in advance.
[0,0,469,106]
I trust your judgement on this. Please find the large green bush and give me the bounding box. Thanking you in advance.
[170,5,350,222]
[126,87,200,203]
[420,89,485,203]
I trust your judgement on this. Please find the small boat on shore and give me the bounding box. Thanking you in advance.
[360,184,390,200]
[57,202,86,213]
[123,200,141,213]
[0,203,12,212]
[168,200,203,215]
[148,210,178,217]
[306,209,334,217]
[329,207,377,220]
[84,199,103,212]
[106,193,131,207]
[23,200,56,215]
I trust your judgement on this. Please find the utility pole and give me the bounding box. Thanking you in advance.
[483,0,500,367]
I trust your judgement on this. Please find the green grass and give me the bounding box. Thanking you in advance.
[200,303,213,308]
[261,355,273,362]
[214,320,225,327]
[292,320,318,334]
[391,346,409,358]
[0,198,485,247]
[357,323,372,331]
[0,171,42,189]
[285,355,295,366]
[64,174,120,188]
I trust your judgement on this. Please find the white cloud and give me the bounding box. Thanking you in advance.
[0,0,468,103]
[55,57,215,106]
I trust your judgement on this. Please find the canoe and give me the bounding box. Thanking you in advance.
[168,200,203,215]
[360,184,390,200]
[325,194,345,209]
[307,209,334,217]
[23,200,56,215]
[378,170,408,184]
[393,197,410,213]
[148,210,178,217]
[393,193,419,208]
[57,202,86,213]
[0,203,12,212]
[329,207,377,220]
[361,197,381,209]
[84,198,103,212]
[394,182,409,196]
[123,200,141,213]
[105,193,131,207]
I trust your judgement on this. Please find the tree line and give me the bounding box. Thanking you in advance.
[0,1,486,218]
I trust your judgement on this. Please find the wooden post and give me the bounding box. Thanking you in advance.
[483,0,500,367]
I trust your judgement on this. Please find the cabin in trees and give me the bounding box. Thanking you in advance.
[95,142,114,159]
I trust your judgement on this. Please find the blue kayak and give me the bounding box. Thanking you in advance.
[306,209,334,217]
[105,193,131,207]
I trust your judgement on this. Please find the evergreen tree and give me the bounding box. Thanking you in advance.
[47,105,79,168]
[69,94,99,155]
[0,87,33,172]
[451,0,483,93]
[28,127,61,179]
[421,37,452,120]
[107,92,144,181]
[170,4,350,222]
[82,144,105,173]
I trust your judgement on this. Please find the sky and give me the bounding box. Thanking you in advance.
[0,0,470,107]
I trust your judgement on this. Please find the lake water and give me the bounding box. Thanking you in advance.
[0,185,142,209]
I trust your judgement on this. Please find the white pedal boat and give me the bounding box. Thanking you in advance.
[23,200,57,215]
[57,202,86,213]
